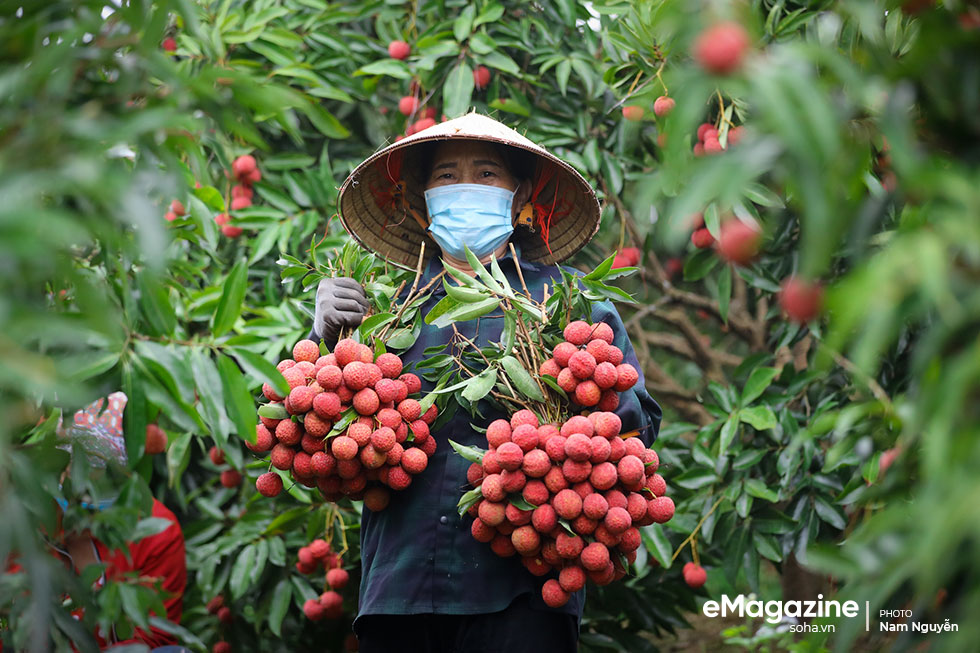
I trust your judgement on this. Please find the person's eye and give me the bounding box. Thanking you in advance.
[436,172,454,180]
[480,170,497,178]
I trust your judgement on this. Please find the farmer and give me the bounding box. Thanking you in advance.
[312,113,662,652]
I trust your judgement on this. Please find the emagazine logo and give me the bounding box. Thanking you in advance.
[702,594,860,625]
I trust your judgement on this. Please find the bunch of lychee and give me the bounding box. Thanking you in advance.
[296,538,350,621]
[465,408,674,608]
[206,593,234,651]
[215,154,261,238]
[538,320,640,412]
[252,338,438,510]
[692,122,744,156]
[209,445,242,488]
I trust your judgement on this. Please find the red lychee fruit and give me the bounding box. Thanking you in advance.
[467,462,485,487]
[353,388,380,415]
[703,137,724,154]
[481,474,506,502]
[531,503,557,533]
[879,447,901,476]
[398,96,419,116]
[330,435,358,461]
[303,599,326,621]
[694,21,751,75]
[521,449,551,478]
[605,489,628,510]
[589,461,618,491]
[256,472,283,497]
[145,424,167,455]
[511,424,538,452]
[388,40,411,59]
[562,458,593,484]
[399,373,421,394]
[552,488,583,520]
[473,65,492,90]
[542,578,570,607]
[319,591,344,619]
[397,398,422,422]
[544,465,569,493]
[647,496,675,523]
[217,606,233,624]
[614,364,639,392]
[374,352,403,378]
[209,446,229,467]
[500,469,526,494]
[622,105,644,122]
[778,276,824,324]
[597,390,619,412]
[206,595,224,614]
[496,442,524,471]
[315,364,343,390]
[564,433,592,462]
[220,469,242,488]
[556,368,578,393]
[539,358,561,377]
[552,342,578,367]
[717,219,762,265]
[325,567,349,590]
[560,415,594,438]
[567,350,597,380]
[653,95,675,117]
[275,419,302,446]
[364,486,390,511]
[580,541,611,572]
[583,493,609,520]
[246,424,275,453]
[510,409,539,429]
[347,422,372,447]
[604,506,632,534]
[559,564,586,593]
[230,196,251,211]
[231,184,253,200]
[617,455,645,486]
[162,36,177,52]
[401,447,428,475]
[555,532,585,559]
[563,320,593,346]
[471,517,495,543]
[683,562,708,588]
[593,412,622,439]
[287,385,316,414]
[522,480,549,507]
[232,155,257,180]
[486,419,512,448]
[522,555,552,577]
[478,500,506,527]
[271,443,295,471]
[511,525,541,556]
[491,533,517,557]
[574,380,601,407]
[691,227,715,249]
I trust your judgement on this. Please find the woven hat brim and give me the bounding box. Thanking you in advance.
[338,113,601,270]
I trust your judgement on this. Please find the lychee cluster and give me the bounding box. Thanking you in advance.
[611,247,641,270]
[209,445,242,488]
[252,338,438,509]
[206,594,234,650]
[296,538,351,622]
[693,121,744,157]
[465,409,674,608]
[215,154,261,238]
[538,320,640,412]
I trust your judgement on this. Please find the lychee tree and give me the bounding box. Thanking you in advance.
[2,0,980,652]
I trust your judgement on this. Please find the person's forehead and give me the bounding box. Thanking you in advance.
[430,140,505,163]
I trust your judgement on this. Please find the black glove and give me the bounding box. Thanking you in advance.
[312,277,370,350]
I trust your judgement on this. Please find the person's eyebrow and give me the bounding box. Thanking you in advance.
[474,160,502,167]
[433,162,458,171]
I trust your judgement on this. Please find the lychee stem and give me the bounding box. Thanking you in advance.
[670,495,723,563]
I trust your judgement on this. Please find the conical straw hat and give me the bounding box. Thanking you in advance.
[337,112,601,270]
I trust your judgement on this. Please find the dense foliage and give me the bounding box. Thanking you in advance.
[2,0,979,651]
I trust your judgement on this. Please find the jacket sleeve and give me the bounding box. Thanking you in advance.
[109,500,187,648]
[591,299,663,447]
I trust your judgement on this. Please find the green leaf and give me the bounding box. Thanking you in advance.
[217,354,256,445]
[717,263,732,324]
[457,486,483,516]
[673,468,718,490]
[453,4,476,42]
[739,405,777,431]
[136,270,176,336]
[462,368,497,402]
[230,543,257,599]
[267,578,291,637]
[212,258,248,337]
[744,478,780,502]
[229,347,288,397]
[425,295,461,325]
[449,439,487,465]
[509,496,536,511]
[431,297,501,328]
[719,412,740,458]
[501,312,516,353]
[500,356,545,402]
[641,524,673,569]
[813,495,847,530]
[584,253,616,281]
[684,249,720,282]
[258,403,289,420]
[474,4,505,27]
[355,59,412,79]
[488,98,530,117]
[753,530,783,562]
[481,50,520,75]
[443,62,475,119]
[442,278,488,303]
[741,367,780,406]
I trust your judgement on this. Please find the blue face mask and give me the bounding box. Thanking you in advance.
[424,183,516,260]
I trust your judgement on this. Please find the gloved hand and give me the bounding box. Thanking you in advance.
[313,277,370,350]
